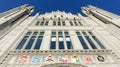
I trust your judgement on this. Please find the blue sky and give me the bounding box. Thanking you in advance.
[0,0,120,16]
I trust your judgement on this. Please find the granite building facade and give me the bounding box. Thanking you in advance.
[0,4,120,67]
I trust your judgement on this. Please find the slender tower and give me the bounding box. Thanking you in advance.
[82,5,120,39]
[0,4,34,38]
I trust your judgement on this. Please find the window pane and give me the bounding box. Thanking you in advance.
[58,32,62,35]
[40,32,44,35]
[50,37,56,49]
[66,41,73,49]
[92,36,105,49]
[85,36,97,49]
[82,32,87,35]
[34,36,43,49]
[76,32,81,35]
[39,36,43,38]
[45,21,49,25]
[66,37,73,49]
[16,36,28,49]
[59,36,64,49]
[33,32,38,35]
[64,32,69,35]
[36,21,40,25]
[51,37,56,41]
[58,22,61,26]
[53,21,56,25]
[78,22,82,25]
[70,22,73,26]
[25,36,36,49]
[50,41,56,49]
[40,21,44,25]
[66,36,70,41]
[62,21,65,26]
[52,32,56,35]
[26,32,32,35]
[89,32,94,36]
[78,36,88,49]
[59,37,63,41]
[59,41,64,49]
[74,21,78,26]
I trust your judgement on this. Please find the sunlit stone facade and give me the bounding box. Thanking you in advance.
[0,4,120,67]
